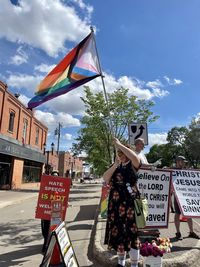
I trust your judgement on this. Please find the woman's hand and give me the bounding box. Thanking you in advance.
[114,154,120,166]
[112,137,121,147]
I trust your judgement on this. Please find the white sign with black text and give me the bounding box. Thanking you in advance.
[172,169,200,217]
[138,169,171,228]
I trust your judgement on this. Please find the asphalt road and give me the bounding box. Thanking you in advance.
[0,181,102,267]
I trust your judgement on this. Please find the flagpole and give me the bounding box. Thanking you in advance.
[90,26,114,136]
[90,26,116,163]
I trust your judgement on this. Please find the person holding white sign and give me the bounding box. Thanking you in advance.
[173,156,199,240]
[103,137,141,267]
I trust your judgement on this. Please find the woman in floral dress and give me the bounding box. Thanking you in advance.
[103,137,141,267]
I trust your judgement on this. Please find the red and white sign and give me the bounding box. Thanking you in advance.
[35,175,71,220]
[172,169,200,218]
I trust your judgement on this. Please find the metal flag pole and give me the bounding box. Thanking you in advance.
[90,26,116,163]
[90,26,114,136]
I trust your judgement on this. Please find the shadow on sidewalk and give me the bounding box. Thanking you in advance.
[0,244,42,267]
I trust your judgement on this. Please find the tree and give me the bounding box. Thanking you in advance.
[72,86,159,175]
[185,117,200,168]
[147,116,200,169]
[146,143,183,168]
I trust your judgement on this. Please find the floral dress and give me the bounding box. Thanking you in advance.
[104,161,139,252]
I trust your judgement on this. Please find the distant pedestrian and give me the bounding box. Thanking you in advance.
[173,156,199,240]
[103,137,141,267]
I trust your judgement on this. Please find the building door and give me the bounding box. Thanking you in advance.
[0,162,11,189]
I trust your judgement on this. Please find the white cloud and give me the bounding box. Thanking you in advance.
[89,73,169,100]
[146,79,163,89]
[18,94,30,106]
[34,63,56,73]
[6,73,43,94]
[173,78,182,85]
[72,0,93,16]
[0,0,93,56]
[44,90,85,115]
[148,133,168,147]
[34,110,81,131]
[164,76,183,86]
[10,46,28,65]
[5,69,170,115]
[63,133,72,140]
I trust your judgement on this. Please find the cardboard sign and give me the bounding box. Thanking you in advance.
[35,175,71,220]
[137,168,171,228]
[40,222,79,267]
[172,169,200,217]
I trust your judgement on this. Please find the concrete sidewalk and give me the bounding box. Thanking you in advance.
[93,212,200,267]
[0,189,38,209]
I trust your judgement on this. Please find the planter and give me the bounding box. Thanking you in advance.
[143,256,162,267]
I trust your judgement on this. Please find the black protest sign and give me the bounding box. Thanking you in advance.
[172,169,200,217]
[137,168,171,228]
[40,221,79,267]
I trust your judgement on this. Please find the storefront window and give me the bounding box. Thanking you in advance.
[22,160,42,183]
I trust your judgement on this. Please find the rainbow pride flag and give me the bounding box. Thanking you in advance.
[28,32,101,109]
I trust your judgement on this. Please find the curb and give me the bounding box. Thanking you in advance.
[162,246,200,267]
[93,215,200,267]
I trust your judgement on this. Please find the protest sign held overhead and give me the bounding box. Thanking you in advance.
[137,168,171,228]
[172,169,200,217]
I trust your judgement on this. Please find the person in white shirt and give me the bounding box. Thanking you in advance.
[134,138,161,168]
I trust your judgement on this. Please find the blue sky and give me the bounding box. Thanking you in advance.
[0,0,200,153]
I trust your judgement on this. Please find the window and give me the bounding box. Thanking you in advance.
[35,127,39,145]
[8,111,15,132]
[22,160,42,183]
[22,119,28,144]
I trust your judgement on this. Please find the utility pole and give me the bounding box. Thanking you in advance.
[55,122,62,155]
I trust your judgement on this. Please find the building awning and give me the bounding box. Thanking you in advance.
[0,137,45,163]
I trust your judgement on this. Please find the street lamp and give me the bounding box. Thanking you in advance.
[43,142,55,175]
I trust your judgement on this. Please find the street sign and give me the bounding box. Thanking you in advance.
[128,122,148,145]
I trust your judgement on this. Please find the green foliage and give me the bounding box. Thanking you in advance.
[147,116,200,168]
[72,86,159,175]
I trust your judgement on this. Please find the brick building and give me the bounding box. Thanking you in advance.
[58,151,83,180]
[0,80,48,190]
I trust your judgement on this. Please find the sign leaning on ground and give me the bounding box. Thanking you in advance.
[40,221,79,267]
[137,168,171,228]
[128,122,148,146]
[172,169,200,217]
[35,175,71,220]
